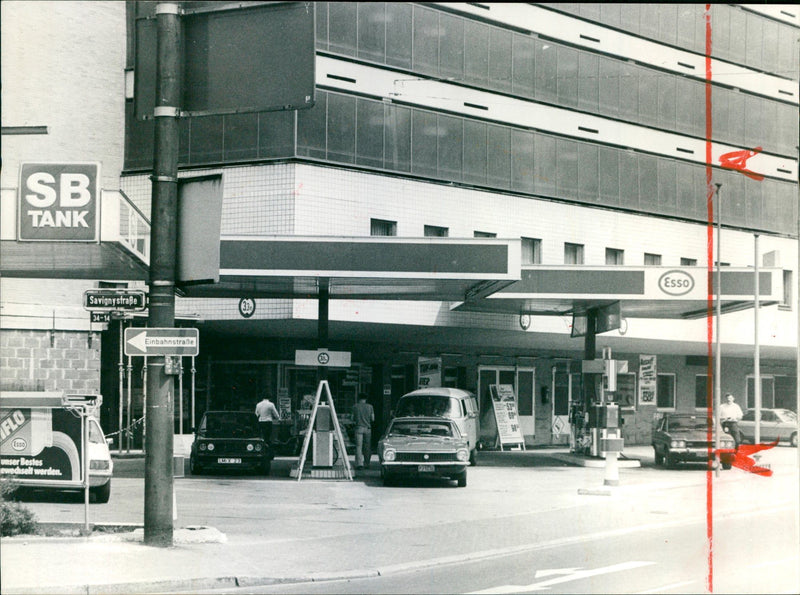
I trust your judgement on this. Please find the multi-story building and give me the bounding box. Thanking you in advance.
[2,3,798,451]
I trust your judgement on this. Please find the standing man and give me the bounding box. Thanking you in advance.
[255,393,280,444]
[353,393,375,469]
[719,392,744,447]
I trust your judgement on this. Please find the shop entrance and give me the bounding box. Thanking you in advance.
[477,366,535,447]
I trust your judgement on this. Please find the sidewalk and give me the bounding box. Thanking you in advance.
[2,445,796,594]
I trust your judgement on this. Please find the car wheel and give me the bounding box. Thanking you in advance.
[260,459,271,476]
[90,481,111,504]
[791,432,798,448]
[721,460,732,470]
[469,449,477,466]
[665,453,678,469]
[382,471,396,487]
[455,471,467,488]
[654,448,663,466]
[189,455,203,475]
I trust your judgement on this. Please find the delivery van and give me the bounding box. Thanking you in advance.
[394,388,479,465]
[0,392,113,503]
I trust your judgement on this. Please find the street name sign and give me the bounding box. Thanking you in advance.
[83,289,147,311]
[124,328,199,356]
[90,312,111,323]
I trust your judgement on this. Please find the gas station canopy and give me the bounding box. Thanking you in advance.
[452,266,781,320]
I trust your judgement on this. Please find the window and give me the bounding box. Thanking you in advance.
[424,225,448,237]
[656,374,676,410]
[522,237,541,265]
[681,258,697,266]
[605,248,624,265]
[371,218,396,236]
[746,376,775,409]
[474,231,496,238]
[781,270,792,308]
[695,374,711,409]
[564,243,584,265]
[644,253,662,265]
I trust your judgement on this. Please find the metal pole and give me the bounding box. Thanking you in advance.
[143,357,147,455]
[191,356,196,430]
[754,234,761,444]
[145,1,181,547]
[178,358,184,436]
[127,354,133,453]
[83,411,90,533]
[118,321,124,455]
[714,183,722,477]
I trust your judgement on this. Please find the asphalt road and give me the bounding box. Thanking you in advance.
[10,448,799,594]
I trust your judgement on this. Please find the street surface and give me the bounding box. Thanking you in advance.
[5,446,798,594]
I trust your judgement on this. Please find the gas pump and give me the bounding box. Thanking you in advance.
[312,404,335,467]
[582,348,626,459]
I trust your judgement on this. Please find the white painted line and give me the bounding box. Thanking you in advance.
[468,561,655,594]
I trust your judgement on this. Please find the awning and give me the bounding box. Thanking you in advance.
[452,266,781,320]
[178,236,521,301]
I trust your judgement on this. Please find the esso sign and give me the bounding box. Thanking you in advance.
[658,270,695,296]
[18,163,99,241]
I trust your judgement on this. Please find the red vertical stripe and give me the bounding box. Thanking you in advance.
[704,4,715,593]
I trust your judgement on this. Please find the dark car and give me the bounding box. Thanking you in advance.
[378,417,469,487]
[189,410,274,475]
[739,408,798,446]
[652,413,736,470]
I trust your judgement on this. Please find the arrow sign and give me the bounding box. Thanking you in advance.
[124,328,199,356]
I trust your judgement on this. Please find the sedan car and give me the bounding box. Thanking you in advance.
[378,417,469,487]
[652,413,736,470]
[739,408,798,446]
[189,410,273,475]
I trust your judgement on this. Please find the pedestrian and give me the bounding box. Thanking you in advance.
[255,393,280,444]
[719,392,744,447]
[353,393,375,469]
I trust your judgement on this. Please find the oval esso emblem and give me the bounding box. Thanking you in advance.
[11,437,27,451]
[658,270,695,296]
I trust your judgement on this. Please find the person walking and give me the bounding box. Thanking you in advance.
[255,394,280,444]
[353,394,375,469]
[719,392,744,447]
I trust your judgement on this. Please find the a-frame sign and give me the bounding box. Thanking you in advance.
[294,380,353,481]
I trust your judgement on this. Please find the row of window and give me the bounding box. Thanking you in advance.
[546,3,799,78]
[314,3,797,156]
[125,90,797,237]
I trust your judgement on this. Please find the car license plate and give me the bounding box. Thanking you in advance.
[418,464,435,472]
[218,457,241,464]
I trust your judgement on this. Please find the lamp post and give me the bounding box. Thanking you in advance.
[714,183,722,477]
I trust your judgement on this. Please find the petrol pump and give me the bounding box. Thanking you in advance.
[312,403,335,467]
[580,348,626,464]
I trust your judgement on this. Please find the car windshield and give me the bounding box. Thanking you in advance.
[666,417,707,431]
[396,395,461,418]
[777,410,798,422]
[388,421,457,438]
[199,412,260,438]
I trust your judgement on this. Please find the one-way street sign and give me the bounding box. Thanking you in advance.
[124,328,199,356]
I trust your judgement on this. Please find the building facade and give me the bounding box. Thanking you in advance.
[2,3,799,451]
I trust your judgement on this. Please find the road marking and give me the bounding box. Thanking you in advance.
[469,561,654,593]
[747,556,798,570]
[534,568,582,579]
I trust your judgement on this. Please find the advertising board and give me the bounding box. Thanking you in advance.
[489,384,525,449]
[0,406,84,485]
[18,163,100,241]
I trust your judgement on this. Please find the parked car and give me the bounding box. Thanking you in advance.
[189,410,273,475]
[394,388,479,465]
[652,413,736,470]
[739,408,798,446]
[378,417,469,487]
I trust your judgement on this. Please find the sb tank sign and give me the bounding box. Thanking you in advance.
[18,163,99,241]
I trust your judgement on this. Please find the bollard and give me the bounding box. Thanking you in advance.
[604,450,620,486]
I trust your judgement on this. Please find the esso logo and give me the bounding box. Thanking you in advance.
[11,437,28,451]
[658,270,695,296]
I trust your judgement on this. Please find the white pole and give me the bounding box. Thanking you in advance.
[118,322,124,454]
[754,234,761,444]
[191,356,196,431]
[127,354,133,453]
[178,358,184,436]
